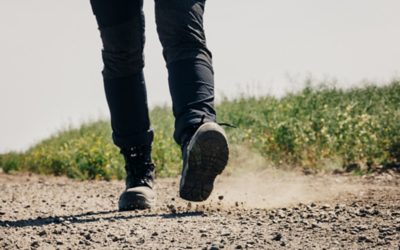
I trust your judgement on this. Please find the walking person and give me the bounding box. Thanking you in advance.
[90,0,229,210]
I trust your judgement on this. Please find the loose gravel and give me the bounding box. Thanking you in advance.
[0,171,399,249]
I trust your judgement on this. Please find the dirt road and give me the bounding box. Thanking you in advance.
[0,170,399,249]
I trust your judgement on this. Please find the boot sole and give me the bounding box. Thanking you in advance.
[180,122,229,202]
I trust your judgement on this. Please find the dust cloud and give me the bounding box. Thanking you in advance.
[209,146,362,209]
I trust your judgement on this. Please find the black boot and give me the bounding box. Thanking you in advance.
[179,122,229,202]
[118,145,156,211]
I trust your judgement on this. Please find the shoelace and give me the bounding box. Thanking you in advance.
[181,115,236,149]
[198,114,237,129]
[121,146,155,177]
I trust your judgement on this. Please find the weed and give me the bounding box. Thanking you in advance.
[1,80,399,180]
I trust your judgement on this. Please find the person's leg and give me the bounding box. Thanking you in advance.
[155,0,228,202]
[90,0,153,149]
[90,0,155,210]
[155,0,216,145]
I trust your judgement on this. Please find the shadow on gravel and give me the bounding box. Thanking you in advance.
[0,210,204,228]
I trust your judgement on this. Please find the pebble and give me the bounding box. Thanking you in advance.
[85,234,92,241]
[358,236,373,243]
[56,217,65,223]
[277,210,286,219]
[220,231,230,237]
[272,233,282,241]
[167,204,177,214]
[321,204,331,210]
[31,241,40,248]
[38,230,47,237]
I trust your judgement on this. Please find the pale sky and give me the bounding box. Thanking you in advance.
[0,0,399,153]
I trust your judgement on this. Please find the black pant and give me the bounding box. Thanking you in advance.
[90,0,216,148]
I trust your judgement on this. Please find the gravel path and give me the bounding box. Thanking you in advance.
[0,170,399,250]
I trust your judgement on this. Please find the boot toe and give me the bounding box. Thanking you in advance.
[118,186,155,211]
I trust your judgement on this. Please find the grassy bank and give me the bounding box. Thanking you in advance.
[1,81,399,180]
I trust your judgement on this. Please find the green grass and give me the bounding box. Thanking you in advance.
[1,80,399,180]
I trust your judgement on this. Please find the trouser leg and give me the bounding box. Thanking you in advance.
[90,0,153,148]
[155,0,216,144]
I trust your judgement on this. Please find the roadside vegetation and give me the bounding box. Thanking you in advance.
[1,80,399,180]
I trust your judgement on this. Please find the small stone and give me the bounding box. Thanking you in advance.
[53,229,62,235]
[221,231,230,237]
[85,234,92,240]
[313,222,322,228]
[56,217,65,223]
[31,241,40,248]
[272,233,282,241]
[357,225,368,231]
[218,195,224,201]
[277,210,286,218]
[350,202,359,208]
[38,230,47,237]
[63,220,71,225]
[167,204,177,214]
[321,204,331,210]
[335,204,345,210]
[358,236,373,243]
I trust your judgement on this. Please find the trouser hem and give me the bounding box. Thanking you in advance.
[112,129,154,149]
[174,112,216,145]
